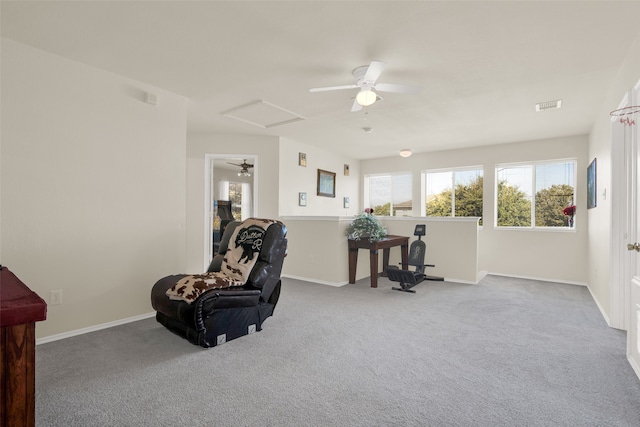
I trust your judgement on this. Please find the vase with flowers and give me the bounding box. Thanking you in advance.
[563,205,576,227]
[345,208,388,242]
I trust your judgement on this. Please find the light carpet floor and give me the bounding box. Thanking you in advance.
[35,275,640,426]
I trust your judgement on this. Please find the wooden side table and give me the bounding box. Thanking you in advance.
[0,267,47,427]
[348,235,409,288]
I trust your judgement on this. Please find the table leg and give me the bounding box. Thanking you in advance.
[381,248,391,276]
[348,246,358,284]
[369,249,379,288]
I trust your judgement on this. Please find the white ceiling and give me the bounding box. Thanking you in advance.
[3,1,640,159]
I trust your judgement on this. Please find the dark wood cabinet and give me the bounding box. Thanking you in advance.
[0,267,47,427]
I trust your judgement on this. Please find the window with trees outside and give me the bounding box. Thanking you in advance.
[495,160,576,228]
[424,167,483,224]
[364,173,412,216]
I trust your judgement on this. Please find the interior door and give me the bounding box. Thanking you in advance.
[627,87,640,378]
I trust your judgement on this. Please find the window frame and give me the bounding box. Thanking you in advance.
[364,171,413,217]
[494,158,577,230]
[422,165,484,220]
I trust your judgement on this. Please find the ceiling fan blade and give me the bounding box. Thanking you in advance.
[374,83,422,94]
[227,162,242,167]
[309,84,357,93]
[363,61,386,82]
[351,99,363,112]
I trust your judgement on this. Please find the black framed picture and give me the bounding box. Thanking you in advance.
[317,169,336,198]
[587,158,597,209]
[299,152,307,167]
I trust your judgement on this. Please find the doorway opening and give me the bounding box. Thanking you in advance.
[204,154,258,266]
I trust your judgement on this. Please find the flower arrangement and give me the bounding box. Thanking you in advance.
[346,209,388,241]
[563,205,576,227]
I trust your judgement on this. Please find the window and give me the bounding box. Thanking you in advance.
[216,181,253,224]
[495,160,575,228]
[228,182,244,220]
[423,167,483,222]
[364,173,412,216]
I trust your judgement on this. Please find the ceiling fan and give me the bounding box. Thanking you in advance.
[309,60,422,112]
[227,159,253,177]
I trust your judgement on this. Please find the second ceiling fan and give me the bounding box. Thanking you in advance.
[309,60,422,112]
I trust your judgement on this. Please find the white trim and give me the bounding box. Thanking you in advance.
[36,312,156,345]
[280,216,353,222]
[383,216,480,223]
[279,215,480,223]
[610,100,631,330]
[488,272,587,287]
[282,274,348,287]
[588,283,612,328]
[443,277,480,285]
[629,353,640,381]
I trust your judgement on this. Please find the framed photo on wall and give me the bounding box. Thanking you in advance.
[317,169,336,198]
[587,158,597,209]
[299,152,307,167]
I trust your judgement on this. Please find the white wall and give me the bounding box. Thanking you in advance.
[361,135,589,284]
[279,138,360,217]
[588,32,640,319]
[186,133,280,272]
[0,39,187,339]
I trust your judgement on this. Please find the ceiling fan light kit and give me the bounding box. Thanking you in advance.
[356,90,377,107]
[228,159,254,177]
[309,60,422,112]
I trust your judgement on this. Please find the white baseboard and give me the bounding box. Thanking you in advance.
[629,353,640,381]
[282,274,347,287]
[36,312,156,345]
[444,277,480,285]
[487,272,587,287]
[586,283,612,328]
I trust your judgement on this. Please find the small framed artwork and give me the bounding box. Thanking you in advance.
[317,169,336,198]
[344,164,350,176]
[343,196,350,208]
[299,152,307,167]
[587,158,597,209]
[298,192,307,207]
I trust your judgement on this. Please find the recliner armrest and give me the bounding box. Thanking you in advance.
[198,289,261,310]
[193,288,261,331]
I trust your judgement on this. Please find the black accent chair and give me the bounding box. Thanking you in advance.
[151,219,287,347]
[386,224,443,293]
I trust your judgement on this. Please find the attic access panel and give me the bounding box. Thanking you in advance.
[221,100,305,129]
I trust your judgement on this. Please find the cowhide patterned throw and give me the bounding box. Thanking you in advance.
[166,218,280,304]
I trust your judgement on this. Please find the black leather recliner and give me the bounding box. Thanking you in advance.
[151,219,287,348]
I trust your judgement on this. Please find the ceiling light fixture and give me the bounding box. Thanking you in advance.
[238,170,251,177]
[356,90,377,107]
[399,149,412,158]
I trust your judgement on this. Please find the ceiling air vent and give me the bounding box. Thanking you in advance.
[535,100,562,112]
